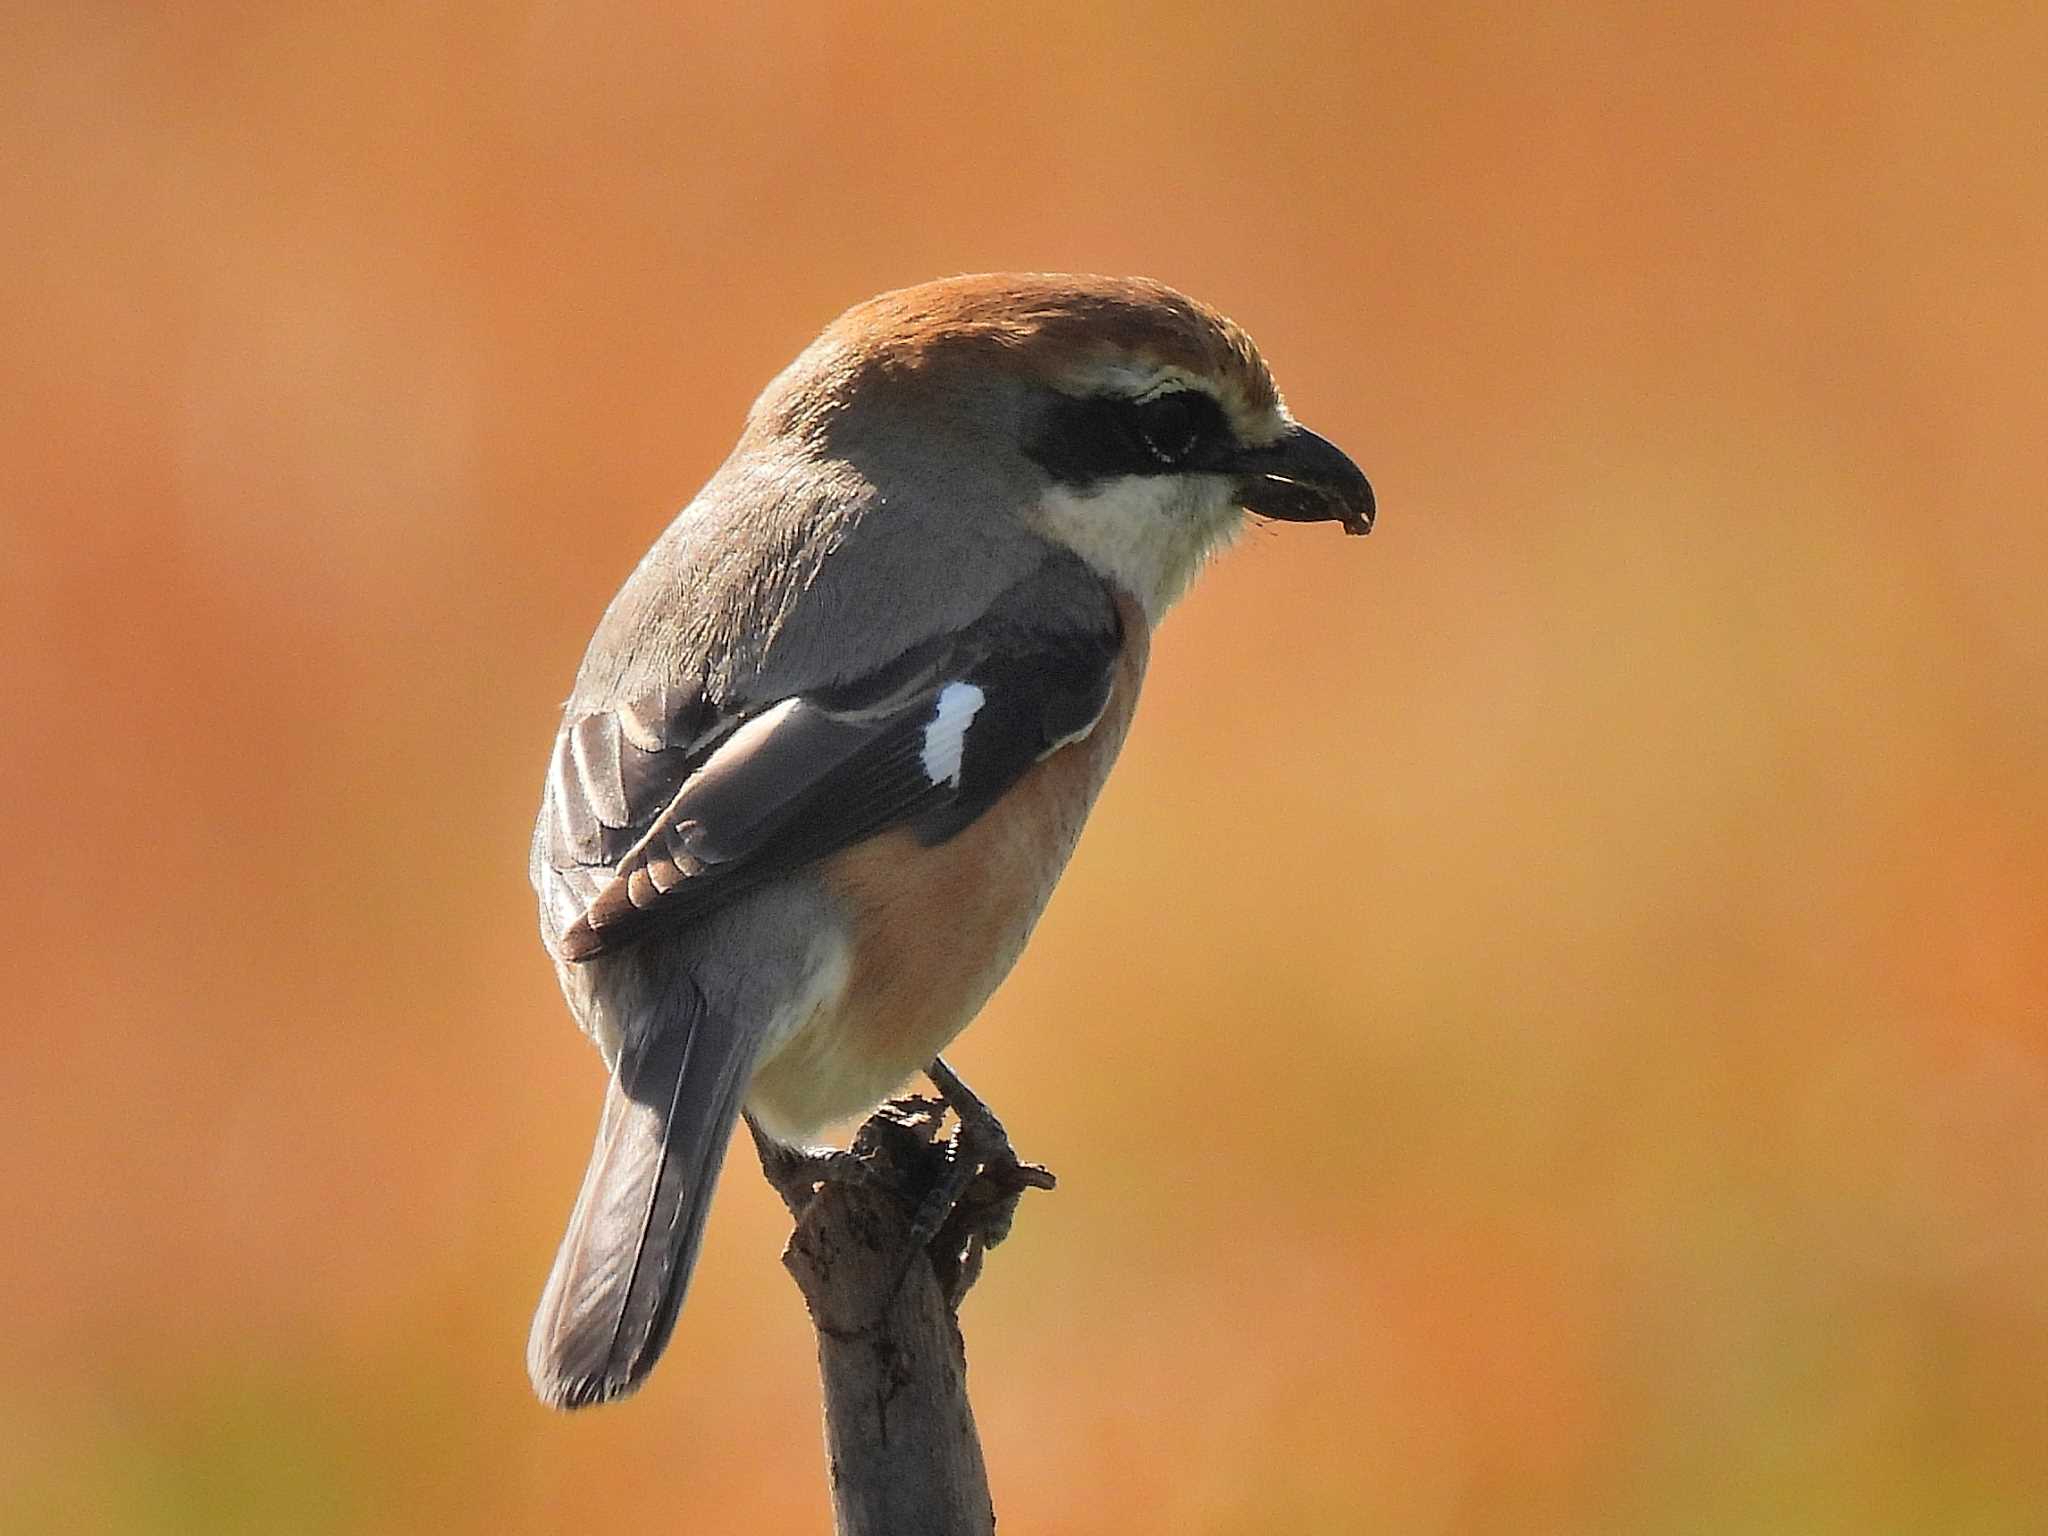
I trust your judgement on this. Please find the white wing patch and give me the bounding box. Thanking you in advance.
[920,682,987,789]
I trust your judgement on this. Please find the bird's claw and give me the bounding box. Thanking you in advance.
[755,1062,1054,1308]
[911,1059,1056,1306]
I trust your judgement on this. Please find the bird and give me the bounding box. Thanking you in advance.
[526,273,1374,1409]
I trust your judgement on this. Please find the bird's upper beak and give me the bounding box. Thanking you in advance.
[1231,423,1375,536]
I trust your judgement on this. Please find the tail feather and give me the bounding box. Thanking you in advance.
[527,989,755,1409]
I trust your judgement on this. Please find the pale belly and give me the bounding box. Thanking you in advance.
[745,613,1148,1140]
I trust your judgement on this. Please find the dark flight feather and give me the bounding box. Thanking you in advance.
[526,976,756,1408]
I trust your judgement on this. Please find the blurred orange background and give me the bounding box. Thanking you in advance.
[5,4,2045,1532]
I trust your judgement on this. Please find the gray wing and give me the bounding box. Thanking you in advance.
[534,572,1122,964]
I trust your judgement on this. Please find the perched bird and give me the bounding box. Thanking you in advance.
[527,273,1374,1408]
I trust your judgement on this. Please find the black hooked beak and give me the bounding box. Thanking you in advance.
[1232,423,1376,535]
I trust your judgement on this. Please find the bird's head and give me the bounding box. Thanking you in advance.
[744,273,1374,623]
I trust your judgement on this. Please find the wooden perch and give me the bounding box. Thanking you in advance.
[751,1065,1055,1536]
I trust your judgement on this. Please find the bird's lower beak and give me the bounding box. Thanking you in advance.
[1232,423,1375,535]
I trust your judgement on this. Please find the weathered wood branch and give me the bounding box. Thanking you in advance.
[753,1076,1054,1536]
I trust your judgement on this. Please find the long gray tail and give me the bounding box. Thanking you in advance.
[527,989,756,1409]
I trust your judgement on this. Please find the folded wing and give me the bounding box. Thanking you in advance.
[535,573,1123,964]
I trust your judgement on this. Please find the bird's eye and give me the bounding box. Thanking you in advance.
[1024,385,1228,485]
[1131,391,1204,466]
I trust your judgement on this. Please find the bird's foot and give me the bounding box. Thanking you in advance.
[747,1114,869,1220]
[757,1063,1054,1309]
[909,1058,1057,1306]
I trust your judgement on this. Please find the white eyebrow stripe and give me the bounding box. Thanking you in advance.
[1056,358,1284,444]
[920,682,987,789]
[1062,358,1211,400]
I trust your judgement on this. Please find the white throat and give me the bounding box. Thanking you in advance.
[1031,475,1245,624]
